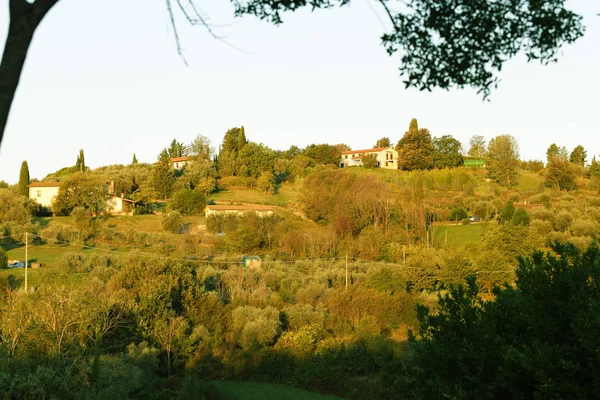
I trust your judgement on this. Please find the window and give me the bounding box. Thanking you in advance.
[36,190,41,197]
[345,155,348,159]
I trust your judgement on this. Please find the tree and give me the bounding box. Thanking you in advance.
[132,154,139,164]
[396,119,433,171]
[52,173,107,215]
[169,189,206,215]
[17,160,29,197]
[361,153,379,169]
[166,139,187,158]
[0,1,585,148]
[374,137,391,148]
[570,145,587,167]
[218,127,247,175]
[303,144,341,166]
[590,156,600,178]
[486,135,520,187]
[432,135,463,169]
[151,150,176,199]
[236,142,277,178]
[545,155,577,191]
[162,211,184,233]
[467,135,487,159]
[188,134,214,162]
[398,243,600,399]
[546,143,568,163]
[75,149,86,172]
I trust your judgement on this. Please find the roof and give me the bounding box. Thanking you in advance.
[205,205,274,211]
[28,182,61,188]
[171,156,193,162]
[341,147,390,155]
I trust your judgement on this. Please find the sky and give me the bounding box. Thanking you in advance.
[0,0,599,183]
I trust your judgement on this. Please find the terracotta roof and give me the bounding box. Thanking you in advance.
[341,147,389,155]
[205,205,274,211]
[171,156,193,162]
[28,182,61,188]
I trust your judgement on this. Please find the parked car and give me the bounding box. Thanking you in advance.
[7,260,25,268]
[468,215,480,222]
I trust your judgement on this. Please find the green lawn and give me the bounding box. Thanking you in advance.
[516,173,543,193]
[207,382,345,400]
[433,223,484,248]
[209,184,300,207]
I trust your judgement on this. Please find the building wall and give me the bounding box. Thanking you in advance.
[106,196,124,214]
[29,187,60,207]
[205,208,274,218]
[340,148,398,169]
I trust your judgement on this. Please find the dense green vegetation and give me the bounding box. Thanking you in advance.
[1,126,600,398]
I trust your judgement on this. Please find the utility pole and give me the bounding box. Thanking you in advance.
[345,254,348,290]
[24,232,28,292]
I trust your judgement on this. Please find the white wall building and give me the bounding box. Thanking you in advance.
[340,147,399,169]
[28,182,61,207]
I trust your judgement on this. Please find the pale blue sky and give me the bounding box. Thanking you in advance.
[0,0,598,183]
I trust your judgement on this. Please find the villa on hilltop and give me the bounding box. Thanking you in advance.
[339,147,398,169]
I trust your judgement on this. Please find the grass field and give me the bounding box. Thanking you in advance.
[433,223,484,248]
[207,382,345,400]
[516,173,543,193]
[209,184,301,207]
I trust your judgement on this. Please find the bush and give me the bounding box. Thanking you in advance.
[169,189,206,215]
[162,211,184,234]
[60,252,88,273]
[0,247,7,269]
[512,208,530,226]
[555,211,573,232]
[570,219,598,237]
[508,192,521,203]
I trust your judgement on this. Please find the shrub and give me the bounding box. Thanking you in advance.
[512,208,530,226]
[169,189,206,215]
[531,208,554,223]
[508,192,521,203]
[60,252,88,273]
[530,219,553,235]
[555,211,573,232]
[162,211,185,234]
[570,219,598,237]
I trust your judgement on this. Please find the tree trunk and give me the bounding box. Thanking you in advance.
[0,0,59,148]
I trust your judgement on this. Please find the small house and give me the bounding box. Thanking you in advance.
[28,182,61,207]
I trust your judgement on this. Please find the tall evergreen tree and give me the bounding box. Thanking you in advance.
[75,149,86,172]
[590,156,600,178]
[569,145,587,167]
[152,150,176,199]
[17,160,30,197]
[396,119,434,170]
[166,139,187,158]
[238,126,247,151]
[132,154,139,164]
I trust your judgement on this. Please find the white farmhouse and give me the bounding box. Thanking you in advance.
[28,182,61,207]
[339,147,399,169]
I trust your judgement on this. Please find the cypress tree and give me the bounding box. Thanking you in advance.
[18,160,30,197]
[408,118,419,132]
[79,149,85,172]
[132,154,139,164]
[151,149,176,199]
